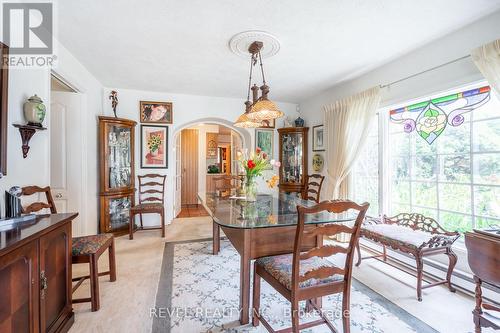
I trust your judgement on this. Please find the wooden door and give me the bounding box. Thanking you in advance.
[181,129,199,206]
[50,91,83,235]
[0,241,39,333]
[174,132,182,217]
[39,223,72,333]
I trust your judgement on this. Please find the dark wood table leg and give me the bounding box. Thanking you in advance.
[212,220,220,255]
[239,230,251,325]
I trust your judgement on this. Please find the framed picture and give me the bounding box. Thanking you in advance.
[312,125,325,151]
[259,118,275,129]
[0,42,9,175]
[255,129,274,157]
[140,101,173,124]
[141,125,168,168]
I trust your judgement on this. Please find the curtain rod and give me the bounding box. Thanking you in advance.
[379,54,471,89]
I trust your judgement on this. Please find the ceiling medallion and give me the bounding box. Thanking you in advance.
[229,31,280,59]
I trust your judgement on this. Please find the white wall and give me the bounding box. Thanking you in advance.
[101,87,297,225]
[1,39,104,236]
[299,10,500,199]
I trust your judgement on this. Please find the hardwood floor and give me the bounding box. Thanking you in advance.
[176,205,209,218]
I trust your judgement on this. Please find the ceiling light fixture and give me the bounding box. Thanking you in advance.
[234,41,283,127]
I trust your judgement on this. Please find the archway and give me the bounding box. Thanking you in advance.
[171,118,250,218]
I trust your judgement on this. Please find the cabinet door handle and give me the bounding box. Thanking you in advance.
[55,193,63,199]
[40,270,48,299]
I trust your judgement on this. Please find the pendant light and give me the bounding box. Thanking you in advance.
[234,45,261,128]
[246,42,284,122]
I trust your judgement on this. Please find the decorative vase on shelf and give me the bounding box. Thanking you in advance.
[23,94,46,127]
[294,116,304,127]
[244,175,257,201]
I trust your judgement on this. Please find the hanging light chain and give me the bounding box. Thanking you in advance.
[257,50,267,85]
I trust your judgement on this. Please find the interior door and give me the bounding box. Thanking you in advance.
[50,91,83,235]
[174,133,182,217]
[181,129,199,206]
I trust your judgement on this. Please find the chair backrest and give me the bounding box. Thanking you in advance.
[303,174,325,203]
[138,174,166,205]
[21,185,57,214]
[292,200,369,291]
[213,175,239,196]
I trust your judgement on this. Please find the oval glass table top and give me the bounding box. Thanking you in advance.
[198,192,357,229]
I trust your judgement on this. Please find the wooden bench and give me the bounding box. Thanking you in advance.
[355,213,460,301]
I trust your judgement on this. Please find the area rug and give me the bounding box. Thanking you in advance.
[152,239,437,333]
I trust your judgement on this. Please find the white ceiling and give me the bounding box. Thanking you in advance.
[55,0,500,103]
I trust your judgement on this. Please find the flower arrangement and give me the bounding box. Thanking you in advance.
[147,134,162,153]
[237,147,280,200]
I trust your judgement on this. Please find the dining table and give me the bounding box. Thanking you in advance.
[198,191,357,325]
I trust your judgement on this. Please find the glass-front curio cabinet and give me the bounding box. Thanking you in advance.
[277,127,309,194]
[99,116,137,234]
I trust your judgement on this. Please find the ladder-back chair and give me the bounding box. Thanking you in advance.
[129,174,166,240]
[252,200,369,333]
[302,174,325,203]
[21,185,116,312]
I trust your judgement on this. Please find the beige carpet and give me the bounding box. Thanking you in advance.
[69,216,212,333]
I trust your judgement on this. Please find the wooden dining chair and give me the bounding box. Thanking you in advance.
[213,175,239,196]
[129,174,166,240]
[302,174,325,203]
[252,200,369,333]
[21,185,116,312]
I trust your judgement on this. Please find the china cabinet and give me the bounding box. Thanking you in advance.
[99,116,137,234]
[277,127,309,194]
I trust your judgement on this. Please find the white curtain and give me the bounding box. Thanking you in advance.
[323,86,381,199]
[472,39,500,98]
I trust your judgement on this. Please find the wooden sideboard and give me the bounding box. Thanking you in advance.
[0,213,78,333]
[465,230,500,332]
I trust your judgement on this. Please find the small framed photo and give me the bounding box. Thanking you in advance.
[141,125,168,168]
[140,101,173,124]
[312,125,325,151]
[255,129,274,157]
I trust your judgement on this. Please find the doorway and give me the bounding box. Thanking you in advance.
[176,123,244,218]
[50,74,85,236]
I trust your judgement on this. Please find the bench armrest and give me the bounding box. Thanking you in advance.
[419,233,460,250]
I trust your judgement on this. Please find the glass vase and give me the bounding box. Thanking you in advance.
[244,176,258,201]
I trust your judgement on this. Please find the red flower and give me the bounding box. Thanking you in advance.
[262,152,268,159]
[256,147,261,154]
[247,160,256,169]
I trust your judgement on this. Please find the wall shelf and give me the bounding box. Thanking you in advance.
[12,123,47,158]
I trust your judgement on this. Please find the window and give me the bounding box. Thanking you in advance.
[352,117,379,216]
[387,83,500,233]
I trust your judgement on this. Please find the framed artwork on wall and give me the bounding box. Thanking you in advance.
[312,125,325,151]
[255,128,274,157]
[0,42,9,175]
[259,118,275,129]
[141,125,168,168]
[139,101,173,124]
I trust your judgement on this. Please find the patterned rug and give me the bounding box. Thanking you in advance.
[152,239,437,333]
